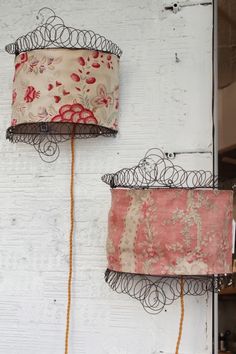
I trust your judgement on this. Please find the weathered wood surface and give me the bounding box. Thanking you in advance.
[0,1,213,353]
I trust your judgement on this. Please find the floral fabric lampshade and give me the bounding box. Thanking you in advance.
[6,8,122,160]
[11,49,119,133]
[102,149,233,314]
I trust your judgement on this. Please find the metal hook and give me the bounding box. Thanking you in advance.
[165,2,181,14]
[165,152,176,160]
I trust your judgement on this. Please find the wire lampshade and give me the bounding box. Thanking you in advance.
[102,149,233,314]
[6,8,122,161]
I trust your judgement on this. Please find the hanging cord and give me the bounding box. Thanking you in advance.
[175,276,185,354]
[64,126,76,354]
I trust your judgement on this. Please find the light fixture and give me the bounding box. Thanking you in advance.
[102,148,233,354]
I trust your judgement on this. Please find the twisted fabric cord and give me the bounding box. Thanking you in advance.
[175,276,185,354]
[64,127,75,354]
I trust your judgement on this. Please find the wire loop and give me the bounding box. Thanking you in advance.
[6,123,117,162]
[5,8,122,58]
[102,148,219,189]
[105,269,232,314]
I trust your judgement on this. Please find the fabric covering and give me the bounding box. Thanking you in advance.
[10,48,119,131]
[107,188,233,276]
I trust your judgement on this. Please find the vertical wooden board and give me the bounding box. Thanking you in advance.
[0,1,213,353]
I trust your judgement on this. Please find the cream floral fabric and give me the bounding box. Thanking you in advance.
[107,188,233,276]
[11,48,119,130]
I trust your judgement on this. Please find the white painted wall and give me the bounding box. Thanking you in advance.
[0,1,213,353]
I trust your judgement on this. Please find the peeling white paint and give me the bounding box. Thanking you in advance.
[0,1,213,353]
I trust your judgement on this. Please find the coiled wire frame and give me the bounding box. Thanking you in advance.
[102,148,219,189]
[102,148,233,314]
[6,122,116,163]
[5,7,122,57]
[5,8,122,162]
[105,270,232,314]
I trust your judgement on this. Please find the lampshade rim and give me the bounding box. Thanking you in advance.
[5,32,122,58]
[6,122,118,138]
[108,186,233,192]
[106,267,233,278]
[12,46,121,59]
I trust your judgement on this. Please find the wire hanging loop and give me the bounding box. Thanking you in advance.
[36,7,56,25]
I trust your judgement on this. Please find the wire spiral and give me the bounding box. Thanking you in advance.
[6,123,117,162]
[102,148,218,189]
[105,269,232,314]
[5,8,122,58]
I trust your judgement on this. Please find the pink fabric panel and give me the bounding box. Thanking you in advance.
[107,189,233,276]
[107,190,132,271]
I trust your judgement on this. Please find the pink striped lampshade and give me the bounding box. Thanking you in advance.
[107,188,233,276]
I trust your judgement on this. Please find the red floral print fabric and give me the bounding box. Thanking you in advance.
[24,86,40,103]
[107,189,233,276]
[11,48,119,130]
[51,103,97,124]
